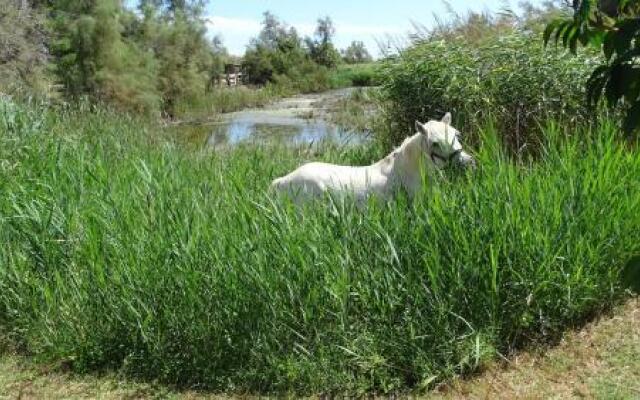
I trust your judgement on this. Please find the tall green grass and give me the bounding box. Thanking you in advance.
[173,85,288,120]
[329,63,382,88]
[380,34,602,152]
[327,88,384,134]
[172,64,382,122]
[0,99,638,394]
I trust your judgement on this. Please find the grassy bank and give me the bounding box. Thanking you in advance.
[436,297,640,399]
[329,63,381,88]
[0,98,639,394]
[326,87,384,133]
[175,64,382,121]
[380,34,600,151]
[173,85,287,121]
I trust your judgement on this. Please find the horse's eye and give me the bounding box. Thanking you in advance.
[432,142,439,149]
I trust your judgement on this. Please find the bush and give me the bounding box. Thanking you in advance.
[380,34,601,152]
[342,41,373,64]
[330,64,382,88]
[173,85,286,119]
[1,99,639,394]
[273,60,333,93]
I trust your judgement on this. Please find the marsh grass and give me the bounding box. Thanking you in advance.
[172,64,382,123]
[328,88,384,133]
[380,34,602,153]
[329,63,382,88]
[174,85,288,121]
[0,99,638,394]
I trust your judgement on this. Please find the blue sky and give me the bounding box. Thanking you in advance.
[203,1,540,56]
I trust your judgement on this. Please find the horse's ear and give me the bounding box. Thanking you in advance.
[415,120,429,136]
[442,112,452,125]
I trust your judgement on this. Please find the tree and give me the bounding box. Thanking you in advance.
[46,0,160,113]
[342,41,373,64]
[315,16,335,46]
[518,0,571,33]
[544,0,640,136]
[139,0,205,16]
[0,0,50,95]
[243,11,308,85]
[0,0,223,114]
[305,16,341,68]
[131,0,223,115]
[256,11,287,49]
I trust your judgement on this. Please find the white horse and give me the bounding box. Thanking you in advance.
[270,112,475,203]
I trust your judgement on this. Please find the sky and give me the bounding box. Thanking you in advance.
[204,0,542,57]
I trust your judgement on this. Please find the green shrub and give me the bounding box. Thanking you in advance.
[331,64,382,88]
[380,34,601,151]
[42,1,221,117]
[328,87,384,133]
[174,85,287,119]
[1,99,638,394]
[273,61,333,93]
[242,12,354,94]
[342,41,373,64]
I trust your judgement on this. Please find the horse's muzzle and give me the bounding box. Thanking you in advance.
[455,151,477,169]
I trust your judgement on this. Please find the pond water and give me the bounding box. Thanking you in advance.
[205,111,364,147]
[171,88,367,148]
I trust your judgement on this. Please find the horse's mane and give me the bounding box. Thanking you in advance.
[381,133,422,164]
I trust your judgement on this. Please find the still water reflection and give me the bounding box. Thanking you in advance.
[204,111,364,147]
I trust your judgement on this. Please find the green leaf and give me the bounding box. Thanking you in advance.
[582,29,605,47]
[544,19,568,46]
[562,24,578,49]
[586,65,610,106]
[570,28,581,53]
[577,0,595,22]
[554,21,573,46]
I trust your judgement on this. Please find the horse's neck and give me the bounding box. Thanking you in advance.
[372,133,426,194]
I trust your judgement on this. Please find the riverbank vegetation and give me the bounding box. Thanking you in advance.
[1,96,638,394]
[1,1,380,120]
[241,12,380,96]
[1,0,639,396]
[326,87,383,133]
[377,2,606,153]
[1,0,226,117]
[379,34,600,152]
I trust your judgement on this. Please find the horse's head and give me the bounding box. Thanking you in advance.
[415,113,475,169]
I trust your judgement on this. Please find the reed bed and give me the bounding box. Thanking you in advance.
[0,99,638,394]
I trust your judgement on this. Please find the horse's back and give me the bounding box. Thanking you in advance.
[275,162,360,187]
[271,161,384,203]
[270,162,331,200]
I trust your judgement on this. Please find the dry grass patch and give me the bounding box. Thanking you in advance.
[433,297,640,399]
[0,355,245,400]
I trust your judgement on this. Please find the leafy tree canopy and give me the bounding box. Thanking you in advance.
[342,41,373,64]
[545,0,640,136]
